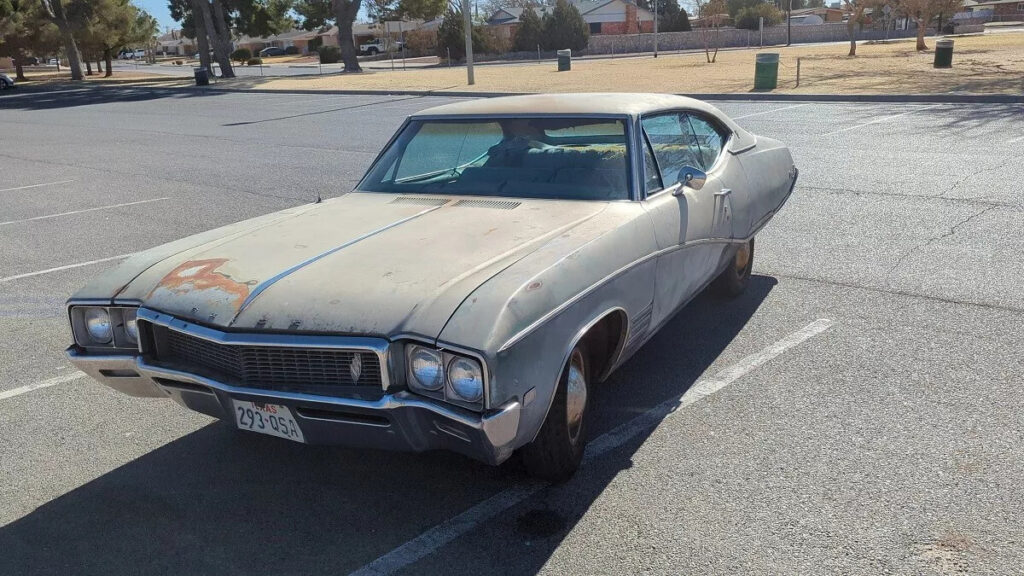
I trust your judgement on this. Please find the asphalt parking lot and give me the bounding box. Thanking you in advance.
[1,88,1022,575]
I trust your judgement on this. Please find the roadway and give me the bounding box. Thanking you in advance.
[0,87,1022,575]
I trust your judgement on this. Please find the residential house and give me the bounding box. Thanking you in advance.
[961,0,1024,20]
[318,20,437,49]
[487,0,655,41]
[156,29,196,56]
[235,29,321,55]
[789,6,845,22]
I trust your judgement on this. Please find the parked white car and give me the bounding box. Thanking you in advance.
[0,73,15,90]
[359,38,403,55]
[121,49,146,59]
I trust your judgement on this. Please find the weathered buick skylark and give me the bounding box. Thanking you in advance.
[66,94,797,480]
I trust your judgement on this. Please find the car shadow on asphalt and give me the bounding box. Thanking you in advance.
[0,276,775,576]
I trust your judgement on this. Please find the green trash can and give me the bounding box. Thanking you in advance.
[934,39,954,68]
[754,53,779,90]
[557,49,571,72]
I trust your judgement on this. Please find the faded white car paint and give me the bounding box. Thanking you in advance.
[65,94,797,475]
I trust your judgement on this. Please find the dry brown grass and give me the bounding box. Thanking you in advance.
[224,31,1024,95]
[12,69,189,87]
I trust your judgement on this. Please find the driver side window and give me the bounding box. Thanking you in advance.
[641,113,704,187]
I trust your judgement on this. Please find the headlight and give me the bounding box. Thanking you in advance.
[84,308,112,343]
[447,357,483,402]
[122,309,139,343]
[408,346,444,392]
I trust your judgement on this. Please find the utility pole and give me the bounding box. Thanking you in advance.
[653,0,659,58]
[462,0,475,85]
[787,0,792,46]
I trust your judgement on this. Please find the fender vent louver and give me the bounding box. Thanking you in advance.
[453,199,521,210]
[390,196,449,206]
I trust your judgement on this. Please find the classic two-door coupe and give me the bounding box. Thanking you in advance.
[66,94,796,480]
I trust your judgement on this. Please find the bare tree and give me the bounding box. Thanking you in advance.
[900,0,963,50]
[194,0,235,77]
[694,0,727,63]
[842,0,879,57]
[38,0,84,80]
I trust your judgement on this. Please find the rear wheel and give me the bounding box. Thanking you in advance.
[521,343,590,482]
[712,238,754,297]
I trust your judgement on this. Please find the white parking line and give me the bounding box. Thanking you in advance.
[350,318,834,576]
[0,180,76,194]
[0,253,134,284]
[0,371,87,402]
[0,198,170,227]
[820,105,937,136]
[732,104,810,120]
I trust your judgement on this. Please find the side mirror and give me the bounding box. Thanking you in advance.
[678,166,707,191]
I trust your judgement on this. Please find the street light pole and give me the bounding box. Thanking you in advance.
[462,0,474,85]
[653,0,659,58]
[787,0,792,46]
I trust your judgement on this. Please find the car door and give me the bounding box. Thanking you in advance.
[639,112,736,328]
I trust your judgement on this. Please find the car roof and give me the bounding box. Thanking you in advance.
[411,93,757,151]
[413,93,725,119]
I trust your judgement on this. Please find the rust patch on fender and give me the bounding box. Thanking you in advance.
[148,258,253,311]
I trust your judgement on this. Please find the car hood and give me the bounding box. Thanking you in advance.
[117,193,607,338]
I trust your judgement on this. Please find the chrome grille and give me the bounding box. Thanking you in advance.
[157,328,383,393]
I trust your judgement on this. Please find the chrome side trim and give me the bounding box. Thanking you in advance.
[498,236,746,352]
[138,308,392,391]
[229,204,446,323]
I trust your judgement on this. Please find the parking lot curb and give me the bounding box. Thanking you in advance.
[188,86,1024,104]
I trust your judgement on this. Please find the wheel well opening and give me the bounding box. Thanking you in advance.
[580,311,627,382]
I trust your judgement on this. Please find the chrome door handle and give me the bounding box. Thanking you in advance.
[715,188,732,197]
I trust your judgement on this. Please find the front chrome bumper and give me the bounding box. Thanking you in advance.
[66,346,521,465]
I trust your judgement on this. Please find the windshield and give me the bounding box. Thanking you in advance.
[359,117,632,201]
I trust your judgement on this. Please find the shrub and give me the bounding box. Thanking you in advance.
[513,6,545,52]
[284,45,299,55]
[403,29,437,57]
[436,9,497,60]
[174,60,183,65]
[308,36,323,52]
[231,48,252,63]
[247,57,263,66]
[317,45,340,64]
[542,0,589,52]
[734,3,782,30]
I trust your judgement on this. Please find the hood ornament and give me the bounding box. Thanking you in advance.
[350,353,363,383]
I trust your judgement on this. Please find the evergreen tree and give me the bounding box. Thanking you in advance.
[512,5,543,52]
[542,0,587,52]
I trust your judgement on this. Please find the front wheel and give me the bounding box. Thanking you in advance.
[367,47,379,55]
[521,343,590,482]
[712,238,754,297]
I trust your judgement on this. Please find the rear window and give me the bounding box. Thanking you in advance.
[359,117,631,201]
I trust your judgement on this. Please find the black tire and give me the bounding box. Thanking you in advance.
[712,237,754,298]
[521,342,590,482]
[367,47,379,55]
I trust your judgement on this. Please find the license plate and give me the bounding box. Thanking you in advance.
[232,400,305,443]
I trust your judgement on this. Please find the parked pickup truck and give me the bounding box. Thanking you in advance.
[359,38,403,55]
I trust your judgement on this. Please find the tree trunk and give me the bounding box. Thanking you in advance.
[191,0,213,71]
[85,59,93,75]
[847,18,857,56]
[15,62,26,81]
[334,0,363,72]
[96,57,103,75]
[40,0,84,80]
[916,17,928,51]
[104,48,113,77]
[197,0,235,78]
